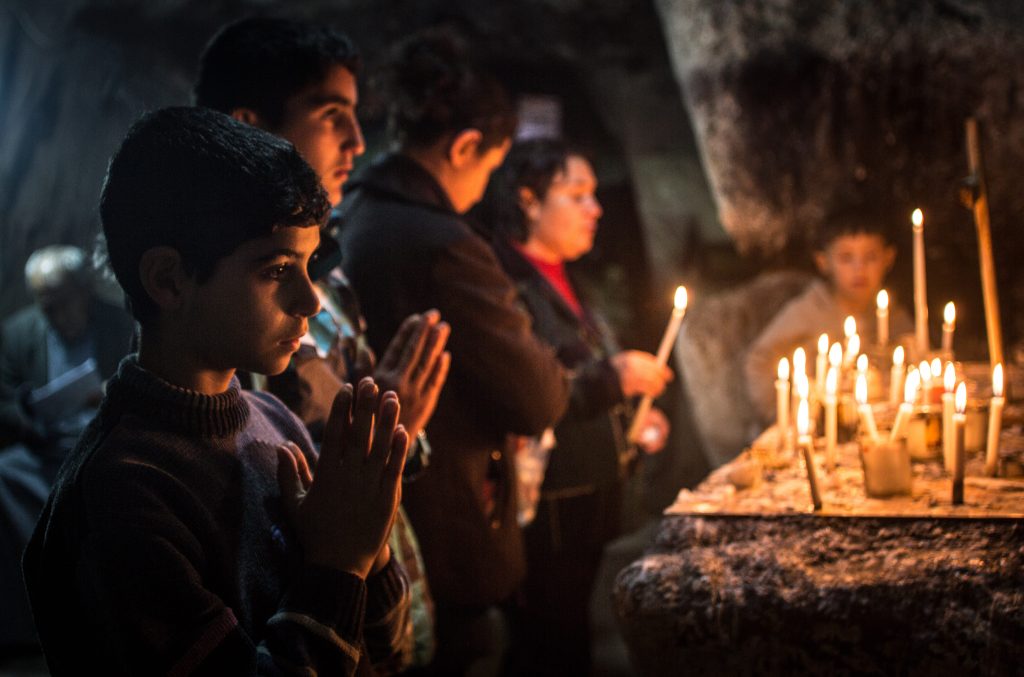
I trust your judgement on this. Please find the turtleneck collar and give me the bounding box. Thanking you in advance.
[106,355,250,438]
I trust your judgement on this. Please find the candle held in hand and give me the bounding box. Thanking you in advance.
[628,286,687,443]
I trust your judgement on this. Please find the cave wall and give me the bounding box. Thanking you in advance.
[656,0,1024,352]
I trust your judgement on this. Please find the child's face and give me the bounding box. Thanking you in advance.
[814,233,895,310]
[182,225,322,377]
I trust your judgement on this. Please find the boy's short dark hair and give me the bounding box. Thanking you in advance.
[194,17,361,126]
[374,28,517,153]
[814,202,894,252]
[477,137,579,243]
[100,106,330,325]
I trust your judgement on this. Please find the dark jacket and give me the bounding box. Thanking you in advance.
[492,239,630,495]
[338,153,570,606]
[0,299,134,448]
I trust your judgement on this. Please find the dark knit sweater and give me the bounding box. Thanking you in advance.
[23,356,410,675]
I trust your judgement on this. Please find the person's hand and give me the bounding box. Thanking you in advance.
[276,378,409,579]
[636,406,670,454]
[611,350,673,399]
[374,310,451,439]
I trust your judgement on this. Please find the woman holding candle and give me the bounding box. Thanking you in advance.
[475,137,672,675]
[745,205,912,427]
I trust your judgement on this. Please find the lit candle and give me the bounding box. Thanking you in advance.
[918,360,932,403]
[856,373,879,443]
[856,353,868,377]
[952,382,966,505]
[824,367,838,471]
[942,362,956,474]
[793,347,806,382]
[845,334,861,369]
[890,346,906,405]
[912,208,929,358]
[797,399,823,511]
[776,357,791,436]
[930,358,942,380]
[816,333,828,398]
[890,369,919,441]
[942,301,956,356]
[843,316,858,367]
[984,363,1005,476]
[876,290,889,347]
[629,286,687,443]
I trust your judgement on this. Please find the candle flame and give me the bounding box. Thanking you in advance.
[856,373,868,405]
[818,333,829,355]
[993,363,1004,398]
[943,301,956,326]
[778,357,790,381]
[796,372,810,400]
[919,360,932,382]
[912,208,923,229]
[955,381,967,414]
[904,370,920,404]
[797,398,810,436]
[674,286,688,311]
[828,342,842,368]
[944,362,956,393]
[793,347,806,376]
[826,368,838,396]
[930,358,941,378]
[893,345,904,367]
[877,289,889,310]
[857,353,868,373]
[844,316,857,338]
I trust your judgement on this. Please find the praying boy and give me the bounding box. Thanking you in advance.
[745,207,913,425]
[23,106,411,675]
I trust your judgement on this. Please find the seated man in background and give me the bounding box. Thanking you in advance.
[0,244,133,651]
[744,206,913,426]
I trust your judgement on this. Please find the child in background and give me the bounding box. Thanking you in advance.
[745,206,913,426]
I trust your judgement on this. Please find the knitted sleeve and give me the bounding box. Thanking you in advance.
[69,456,368,676]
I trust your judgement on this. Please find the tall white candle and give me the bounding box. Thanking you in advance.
[985,363,1005,476]
[890,346,906,405]
[942,301,956,356]
[629,286,687,443]
[952,382,966,505]
[825,367,838,471]
[815,333,828,398]
[776,357,791,436]
[912,208,929,358]
[890,369,919,441]
[876,290,889,347]
[856,373,879,443]
[793,347,806,382]
[942,362,956,474]
[797,399,823,511]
